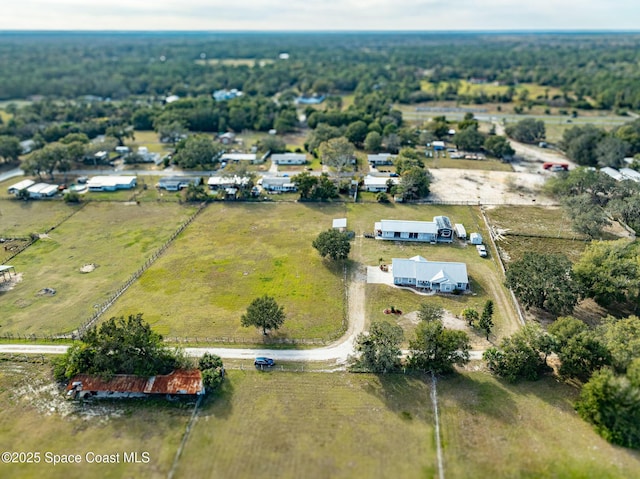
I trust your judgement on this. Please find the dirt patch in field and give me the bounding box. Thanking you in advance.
[0,272,23,292]
[80,263,97,273]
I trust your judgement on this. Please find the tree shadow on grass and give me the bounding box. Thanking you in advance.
[197,373,235,420]
[436,373,519,424]
[361,372,433,420]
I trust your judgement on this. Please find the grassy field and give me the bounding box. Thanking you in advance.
[3,361,640,479]
[0,198,82,237]
[128,130,173,155]
[438,372,640,478]
[0,360,190,479]
[420,80,565,101]
[425,154,514,171]
[0,202,197,335]
[484,205,589,263]
[348,203,520,340]
[108,202,347,342]
[177,370,435,479]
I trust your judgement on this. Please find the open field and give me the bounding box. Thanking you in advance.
[108,202,347,342]
[0,198,82,237]
[421,80,566,101]
[0,359,191,479]
[348,203,521,339]
[177,370,435,479]
[128,130,173,155]
[425,154,514,171]
[0,202,197,335]
[484,205,590,263]
[438,372,640,478]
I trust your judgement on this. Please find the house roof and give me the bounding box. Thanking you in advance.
[367,153,395,162]
[392,257,469,285]
[8,179,35,191]
[87,176,136,188]
[208,176,250,186]
[221,153,256,162]
[66,369,204,395]
[600,167,623,181]
[271,153,306,162]
[380,219,438,235]
[364,176,399,187]
[620,168,640,182]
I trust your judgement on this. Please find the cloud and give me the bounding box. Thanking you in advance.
[1,0,639,30]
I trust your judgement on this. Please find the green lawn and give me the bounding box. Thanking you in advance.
[0,198,82,237]
[0,202,197,335]
[177,370,436,479]
[420,80,565,101]
[108,202,348,342]
[438,372,640,479]
[0,360,190,479]
[128,130,173,155]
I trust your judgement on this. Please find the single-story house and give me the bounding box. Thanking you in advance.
[454,223,467,240]
[260,176,297,192]
[7,179,35,195]
[207,176,250,191]
[66,369,205,399]
[271,153,307,165]
[165,94,180,104]
[620,168,640,183]
[87,176,137,192]
[213,89,243,101]
[368,153,396,167]
[221,153,259,164]
[392,255,469,292]
[375,216,454,243]
[115,146,130,155]
[433,141,446,151]
[363,175,399,193]
[218,132,236,145]
[26,183,58,198]
[295,95,325,105]
[158,176,202,191]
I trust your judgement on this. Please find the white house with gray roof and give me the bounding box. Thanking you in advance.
[271,153,307,165]
[375,216,454,243]
[392,255,469,292]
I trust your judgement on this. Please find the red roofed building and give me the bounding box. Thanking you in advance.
[66,369,205,399]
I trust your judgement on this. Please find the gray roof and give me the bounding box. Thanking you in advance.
[271,153,306,162]
[392,256,468,285]
[380,219,438,235]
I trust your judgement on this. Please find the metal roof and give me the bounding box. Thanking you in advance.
[333,218,347,228]
[380,219,438,234]
[392,257,469,285]
[66,369,204,395]
[7,179,35,192]
[0,265,15,273]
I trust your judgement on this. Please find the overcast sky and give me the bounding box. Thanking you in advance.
[2,0,639,31]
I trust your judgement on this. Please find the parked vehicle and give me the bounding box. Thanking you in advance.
[476,244,488,257]
[254,357,275,367]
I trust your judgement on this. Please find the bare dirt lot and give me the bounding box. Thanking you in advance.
[428,168,555,205]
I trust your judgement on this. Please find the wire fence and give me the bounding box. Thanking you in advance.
[68,202,209,338]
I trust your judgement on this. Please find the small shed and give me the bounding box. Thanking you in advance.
[0,265,17,282]
[332,218,347,231]
[469,232,483,245]
[454,223,467,240]
[433,141,445,151]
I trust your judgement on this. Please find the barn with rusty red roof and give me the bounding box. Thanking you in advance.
[66,369,205,399]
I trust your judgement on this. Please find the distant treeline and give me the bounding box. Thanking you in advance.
[1,32,640,110]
